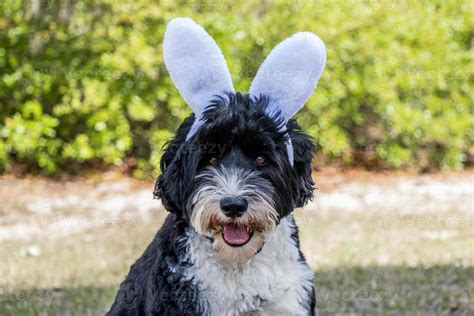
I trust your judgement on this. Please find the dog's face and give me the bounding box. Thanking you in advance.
[155,93,315,262]
[157,18,325,261]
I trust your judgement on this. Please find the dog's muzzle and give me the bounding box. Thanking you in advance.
[220,196,252,246]
[189,167,278,261]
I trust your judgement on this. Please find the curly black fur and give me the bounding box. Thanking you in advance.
[108,93,316,315]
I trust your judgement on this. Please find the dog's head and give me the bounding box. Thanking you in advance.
[154,18,326,262]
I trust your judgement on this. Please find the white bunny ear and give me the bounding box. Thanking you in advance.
[163,17,234,140]
[249,32,326,166]
[249,32,326,121]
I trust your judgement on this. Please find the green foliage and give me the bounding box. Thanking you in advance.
[0,0,472,175]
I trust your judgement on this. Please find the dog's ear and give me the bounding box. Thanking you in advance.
[163,17,234,141]
[287,120,316,208]
[154,116,201,216]
[249,32,326,165]
[155,144,201,216]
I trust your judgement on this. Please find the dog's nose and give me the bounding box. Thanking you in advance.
[220,196,248,218]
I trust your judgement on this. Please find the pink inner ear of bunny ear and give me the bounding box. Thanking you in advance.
[163,17,234,122]
[249,32,326,122]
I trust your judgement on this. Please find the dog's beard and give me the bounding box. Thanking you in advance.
[189,167,278,262]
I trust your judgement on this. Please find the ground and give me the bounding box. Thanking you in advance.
[0,170,472,315]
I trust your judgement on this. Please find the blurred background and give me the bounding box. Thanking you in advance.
[0,0,472,315]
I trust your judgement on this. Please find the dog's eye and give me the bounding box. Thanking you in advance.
[209,157,219,166]
[255,155,266,166]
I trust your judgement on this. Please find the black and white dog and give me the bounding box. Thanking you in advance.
[109,18,326,315]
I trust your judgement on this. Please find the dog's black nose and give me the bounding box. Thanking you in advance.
[220,196,248,218]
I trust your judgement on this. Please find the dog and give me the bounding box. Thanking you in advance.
[108,17,326,315]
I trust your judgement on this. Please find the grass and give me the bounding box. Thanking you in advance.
[0,175,472,315]
[2,267,471,315]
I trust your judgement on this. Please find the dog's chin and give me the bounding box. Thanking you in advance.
[207,223,269,263]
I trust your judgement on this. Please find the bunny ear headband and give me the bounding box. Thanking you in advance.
[163,17,326,165]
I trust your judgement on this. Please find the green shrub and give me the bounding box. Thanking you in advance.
[0,0,472,176]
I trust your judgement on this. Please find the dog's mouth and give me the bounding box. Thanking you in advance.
[222,223,253,247]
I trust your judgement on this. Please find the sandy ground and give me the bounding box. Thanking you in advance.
[0,170,472,241]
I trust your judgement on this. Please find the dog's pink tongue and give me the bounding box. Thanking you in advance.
[223,224,250,245]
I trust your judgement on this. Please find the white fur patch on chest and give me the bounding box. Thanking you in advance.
[188,216,314,315]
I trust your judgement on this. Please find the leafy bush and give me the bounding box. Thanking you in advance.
[0,0,472,176]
